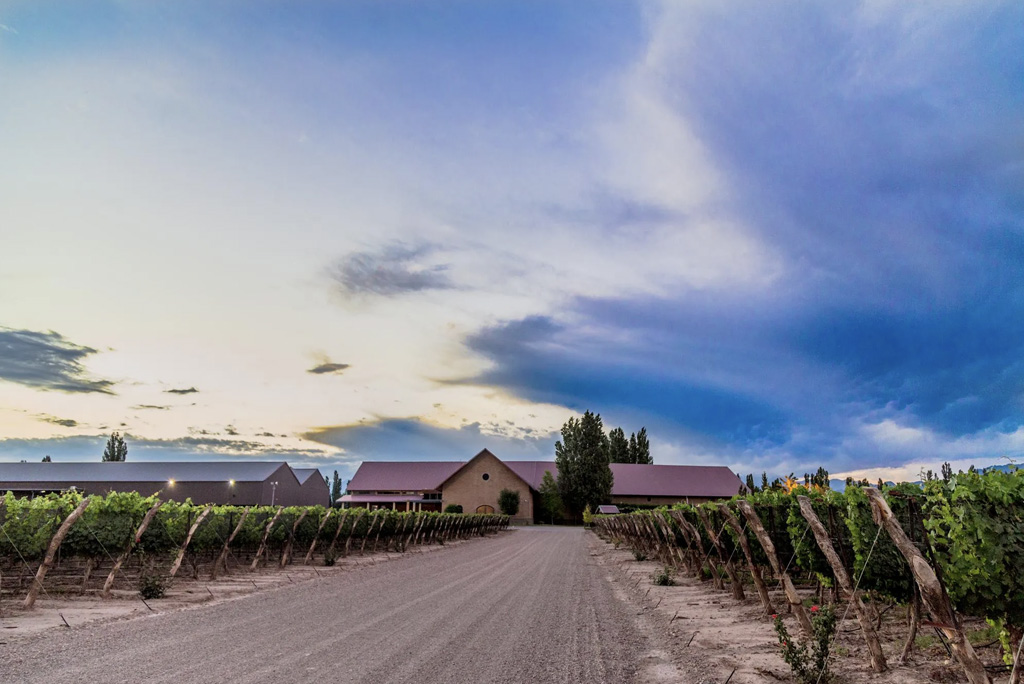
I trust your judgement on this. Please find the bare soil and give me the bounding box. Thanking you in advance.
[590,531,1004,683]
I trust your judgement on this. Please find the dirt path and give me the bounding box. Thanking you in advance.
[1,527,664,684]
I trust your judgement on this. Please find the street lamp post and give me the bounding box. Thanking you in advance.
[270,481,278,506]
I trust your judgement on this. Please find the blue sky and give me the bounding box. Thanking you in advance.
[2,1,1023,484]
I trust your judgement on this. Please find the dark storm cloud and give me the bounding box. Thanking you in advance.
[331,243,455,296]
[164,387,199,395]
[445,2,1024,474]
[0,327,114,394]
[303,418,554,462]
[307,362,350,375]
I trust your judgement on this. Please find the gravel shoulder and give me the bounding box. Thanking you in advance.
[1,527,659,684]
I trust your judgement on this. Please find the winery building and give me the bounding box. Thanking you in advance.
[0,461,331,507]
[340,449,744,523]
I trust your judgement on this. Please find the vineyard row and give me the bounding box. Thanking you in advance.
[0,491,509,607]
[592,467,1023,684]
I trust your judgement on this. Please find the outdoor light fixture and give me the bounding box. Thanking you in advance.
[229,479,235,485]
[270,481,278,506]
[168,479,175,486]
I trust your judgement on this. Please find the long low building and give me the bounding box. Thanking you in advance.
[340,449,744,523]
[0,461,330,507]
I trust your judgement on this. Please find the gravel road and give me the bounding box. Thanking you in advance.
[1,527,647,683]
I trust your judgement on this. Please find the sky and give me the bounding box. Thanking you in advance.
[2,1,1023,485]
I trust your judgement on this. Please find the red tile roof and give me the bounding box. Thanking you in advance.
[347,456,742,498]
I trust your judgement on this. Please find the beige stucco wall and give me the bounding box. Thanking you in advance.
[441,451,533,523]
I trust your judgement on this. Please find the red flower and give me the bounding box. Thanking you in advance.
[771,614,777,619]
[811,605,820,612]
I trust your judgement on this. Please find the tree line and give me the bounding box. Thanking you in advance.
[547,410,652,521]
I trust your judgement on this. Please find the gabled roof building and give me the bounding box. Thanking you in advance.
[0,461,331,507]
[341,449,744,523]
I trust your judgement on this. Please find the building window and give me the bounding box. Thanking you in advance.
[482,473,490,481]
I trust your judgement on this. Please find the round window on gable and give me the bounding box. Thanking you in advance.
[482,473,490,481]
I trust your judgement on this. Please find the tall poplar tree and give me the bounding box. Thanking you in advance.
[330,470,342,507]
[102,432,128,461]
[608,427,630,463]
[633,427,652,464]
[555,410,613,519]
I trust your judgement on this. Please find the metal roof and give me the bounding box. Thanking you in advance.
[346,461,464,492]
[347,457,743,498]
[291,468,322,484]
[608,463,744,498]
[0,461,292,484]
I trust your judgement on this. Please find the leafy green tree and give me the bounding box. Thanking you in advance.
[745,473,757,493]
[102,432,128,462]
[538,470,563,523]
[555,411,613,520]
[608,427,630,463]
[497,489,520,516]
[41,455,52,463]
[629,427,652,464]
[330,470,343,507]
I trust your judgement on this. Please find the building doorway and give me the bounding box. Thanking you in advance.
[476,504,495,514]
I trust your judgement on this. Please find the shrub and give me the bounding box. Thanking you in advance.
[444,504,463,514]
[497,489,520,516]
[323,548,336,567]
[772,605,838,684]
[653,567,675,586]
[139,574,166,600]
[633,550,648,562]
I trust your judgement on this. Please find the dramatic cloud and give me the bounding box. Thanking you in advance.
[303,417,555,463]
[307,362,350,375]
[452,1,1024,476]
[37,414,79,428]
[0,327,114,394]
[331,244,455,297]
[164,387,199,395]
[132,404,170,411]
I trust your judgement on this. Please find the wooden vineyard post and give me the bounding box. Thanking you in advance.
[371,512,389,553]
[80,558,96,592]
[303,509,334,565]
[250,507,284,571]
[863,488,992,684]
[736,500,812,636]
[406,514,424,549]
[169,505,212,580]
[23,497,91,609]
[718,503,775,617]
[360,514,380,554]
[398,514,414,551]
[678,515,724,590]
[797,496,887,673]
[656,514,687,569]
[327,510,351,558]
[212,506,250,579]
[102,500,164,598]
[343,511,364,557]
[696,507,745,600]
[280,509,309,568]
[901,592,921,664]
[668,511,701,574]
